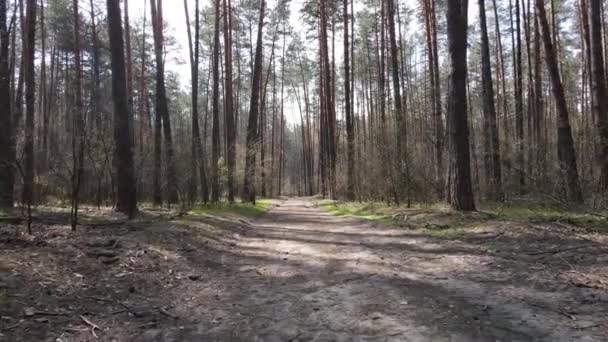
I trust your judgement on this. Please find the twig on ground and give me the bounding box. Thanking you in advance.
[1,323,21,331]
[527,245,599,256]
[33,311,69,316]
[79,315,101,339]
[83,296,114,303]
[158,308,179,319]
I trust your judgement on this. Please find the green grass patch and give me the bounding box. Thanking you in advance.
[320,201,393,223]
[0,290,10,305]
[191,199,272,218]
[481,203,607,232]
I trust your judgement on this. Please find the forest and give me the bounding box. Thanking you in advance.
[0,0,607,340]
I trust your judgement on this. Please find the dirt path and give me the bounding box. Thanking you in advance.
[147,198,604,341]
[1,198,606,341]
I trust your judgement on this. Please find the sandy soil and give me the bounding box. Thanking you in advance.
[1,198,607,341]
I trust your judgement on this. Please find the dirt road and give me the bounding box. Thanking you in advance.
[2,198,605,341]
[148,198,604,342]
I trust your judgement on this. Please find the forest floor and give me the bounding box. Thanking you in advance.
[1,197,607,341]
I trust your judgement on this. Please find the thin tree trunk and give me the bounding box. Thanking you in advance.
[150,0,178,204]
[23,0,36,231]
[211,0,221,202]
[479,0,503,200]
[344,0,354,200]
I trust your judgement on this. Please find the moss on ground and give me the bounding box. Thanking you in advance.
[191,199,272,218]
[321,200,608,235]
[481,203,607,232]
[319,201,393,223]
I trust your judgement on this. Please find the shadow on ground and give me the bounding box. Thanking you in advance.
[1,198,606,341]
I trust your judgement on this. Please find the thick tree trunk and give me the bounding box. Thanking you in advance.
[446,0,476,211]
[108,0,137,216]
[588,0,608,191]
[242,0,265,203]
[535,0,583,202]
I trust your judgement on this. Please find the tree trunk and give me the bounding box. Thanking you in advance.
[224,0,235,202]
[108,0,137,216]
[514,0,525,189]
[344,0,354,200]
[446,0,476,211]
[479,0,503,200]
[320,0,336,199]
[150,0,178,204]
[0,0,13,208]
[23,0,36,230]
[184,0,208,204]
[588,0,608,191]
[535,0,583,202]
[242,0,265,203]
[211,0,221,202]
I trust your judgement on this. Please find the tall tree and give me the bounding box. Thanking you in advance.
[242,0,266,203]
[211,0,221,202]
[344,0,355,200]
[184,0,209,203]
[514,0,525,189]
[320,0,336,198]
[0,0,12,208]
[108,0,137,216]
[387,0,407,199]
[478,0,503,200]
[70,0,85,230]
[150,0,178,204]
[588,0,608,191]
[224,0,236,203]
[446,0,476,211]
[535,0,583,202]
[23,0,36,229]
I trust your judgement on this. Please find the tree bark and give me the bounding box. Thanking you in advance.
[150,0,178,204]
[108,0,137,216]
[344,0,354,200]
[211,0,221,202]
[479,0,503,200]
[224,0,235,202]
[535,0,583,202]
[446,0,476,211]
[242,0,265,203]
[0,0,13,208]
[23,0,36,228]
[588,0,608,191]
